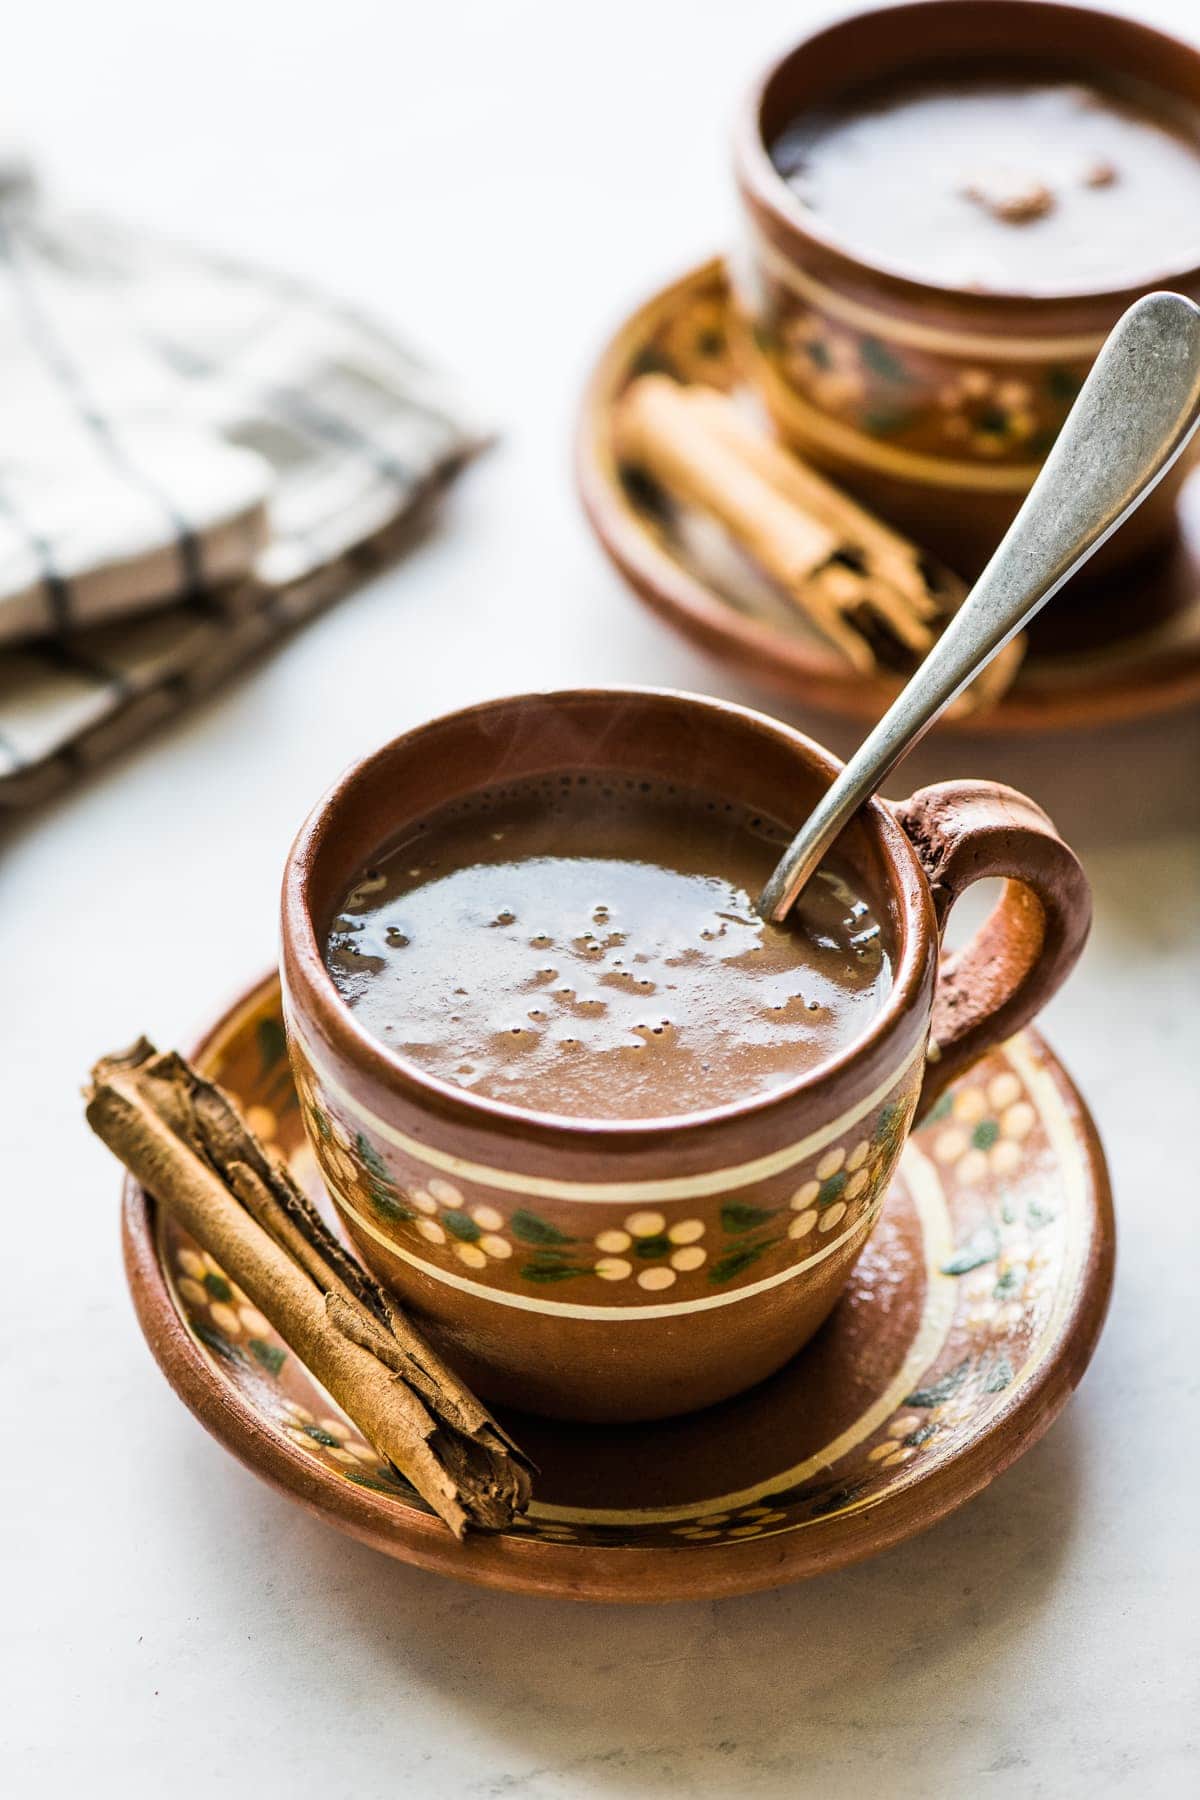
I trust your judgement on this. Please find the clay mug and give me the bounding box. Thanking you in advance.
[281,689,1090,1422]
[731,0,1200,577]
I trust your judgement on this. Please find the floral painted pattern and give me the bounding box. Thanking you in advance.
[160,980,1093,1551]
[291,1030,920,1303]
[739,267,1089,465]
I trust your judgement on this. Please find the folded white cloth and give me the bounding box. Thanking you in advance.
[0,169,483,804]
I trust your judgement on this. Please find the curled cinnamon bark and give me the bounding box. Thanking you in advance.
[87,1040,534,1537]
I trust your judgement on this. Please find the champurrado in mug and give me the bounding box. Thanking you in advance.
[324,775,894,1120]
[281,690,1090,1422]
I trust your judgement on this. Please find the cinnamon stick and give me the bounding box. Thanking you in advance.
[614,374,1026,711]
[87,1040,533,1537]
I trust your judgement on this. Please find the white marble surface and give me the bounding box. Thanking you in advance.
[2,3,1198,1794]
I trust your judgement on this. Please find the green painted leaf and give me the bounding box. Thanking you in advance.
[203,1271,234,1303]
[630,346,675,379]
[1001,1198,1017,1225]
[520,1260,589,1283]
[304,1424,341,1448]
[1027,1199,1056,1230]
[1047,366,1082,402]
[720,1202,774,1235]
[192,1322,246,1368]
[248,1338,286,1376]
[905,1358,971,1408]
[809,1480,869,1518]
[370,1187,413,1223]
[806,337,832,370]
[860,335,910,382]
[510,1209,576,1247]
[442,1209,482,1243]
[354,1131,392,1186]
[345,1469,420,1500]
[904,1423,938,1448]
[926,1092,954,1124]
[993,1263,1025,1299]
[984,1357,1014,1393]
[256,1016,287,1075]
[972,1119,1000,1150]
[862,408,917,437]
[709,1240,773,1285]
[818,1171,847,1208]
[940,1226,999,1277]
[311,1107,332,1141]
[634,1234,671,1260]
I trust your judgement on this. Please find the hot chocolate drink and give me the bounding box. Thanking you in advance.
[771,66,1200,294]
[325,775,893,1120]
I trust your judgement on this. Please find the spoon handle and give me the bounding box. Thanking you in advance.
[760,289,1200,923]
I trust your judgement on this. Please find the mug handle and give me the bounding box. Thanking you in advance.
[894,780,1092,1122]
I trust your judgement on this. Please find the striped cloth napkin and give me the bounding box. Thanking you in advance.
[0,166,483,806]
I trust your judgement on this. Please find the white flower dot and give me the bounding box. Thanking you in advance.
[956,1149,989,1186]
[934,1126,969,1164]
[416,1218,445,1245]
[428,1178,464,1208]
[789,1210,818,1239]
[177,1277,207,1309]
[1003,1101,1036,1141]
[988,1072,1022,1111]
[471,1204,504,1232]
[670,1246,706,1272]
[990,1139,1022,1176]
[595,1228,632,1254]
[595,1257,631,1281]
[846,1139,871,1172]
[818,1202,847,1232]
[816,1146,845,1181]
[952,1087,987,1124]
[790,1180,820,1211]
[209,1302,241,1335]
[411,1189,439,1216]
[178,1248,206,1281]
[455,1242,488,1269]
[868,1442,895,1462]
[637,1266,677,1291]
[845,1168,870,1200]
[318,1417,350,1442]
[667,1218,705,1245]
[238,1306,270,1336]
[625,1210,667,1238]
[480,1234,512,1260]
[889,1414,922,1438]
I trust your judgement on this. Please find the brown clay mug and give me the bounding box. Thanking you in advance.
[731,0,1200,577]
[281,689,1090,1422]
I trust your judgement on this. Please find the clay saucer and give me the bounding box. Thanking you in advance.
[578,258,1200,734]
[122,973,1114,1603]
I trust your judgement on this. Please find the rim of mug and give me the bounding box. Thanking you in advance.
[734,0,1200,316]
[280,687,938,1148]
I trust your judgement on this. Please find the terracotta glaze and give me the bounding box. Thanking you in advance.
[578,258,1200,731]
[121,972,1115,1602]
[279,690,1090,1421]
[732,1,1200,573]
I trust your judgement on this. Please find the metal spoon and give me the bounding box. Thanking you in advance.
[759,290,1200,922]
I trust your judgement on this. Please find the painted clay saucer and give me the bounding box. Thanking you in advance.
[578,258,1200,733]
[122,974,1114,1603]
